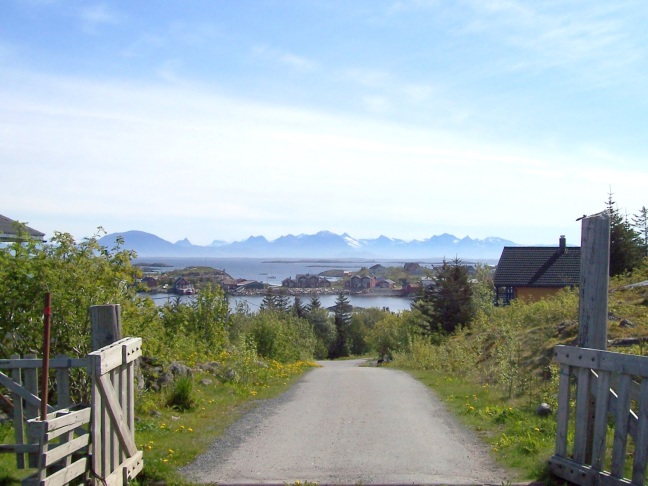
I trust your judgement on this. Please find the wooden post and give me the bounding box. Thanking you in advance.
[576,211,610,466]
[90,305,122,351]
[577,211,610,350]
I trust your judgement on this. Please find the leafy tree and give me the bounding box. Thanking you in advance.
[412,257,474,336]
[606,192,644,276]
[330,293,352,358]
[0,228,141,358]
[307,307,336,359]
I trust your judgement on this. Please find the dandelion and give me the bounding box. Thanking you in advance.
[168,449,174,454]
[188,428,194,432]
[163,459,168,463]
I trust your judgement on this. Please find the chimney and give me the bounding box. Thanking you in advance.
[559,235,566,254]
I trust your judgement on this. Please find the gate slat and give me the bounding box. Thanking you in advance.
[574,366,593,463]
[611,374,632,478]
[96,373,137,456]
[592,370,611,471]
[632,380,648,485]
[555,364,571,457]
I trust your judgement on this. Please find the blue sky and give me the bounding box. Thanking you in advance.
[1,1,647,246]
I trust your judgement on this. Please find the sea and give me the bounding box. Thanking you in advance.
[133,256,463,312]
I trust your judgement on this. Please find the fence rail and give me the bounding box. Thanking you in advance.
[550,345,648,486]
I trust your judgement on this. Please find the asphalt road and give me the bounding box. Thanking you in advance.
[182,359,513,485]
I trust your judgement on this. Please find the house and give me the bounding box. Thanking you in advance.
[140,276,158,289]
[173,278,195,295]
[0,214,45,242]
[493,235,580,305]
[375,278,396,289]
[345,275,376,290]
[282,274,331,288]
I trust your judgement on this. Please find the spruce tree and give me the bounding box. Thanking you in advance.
[330,293,352,358]
[606,192,644,276]
[412,257,474,336]
[632,206,648,257]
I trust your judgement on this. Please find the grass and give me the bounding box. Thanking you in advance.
[403,368,557,483]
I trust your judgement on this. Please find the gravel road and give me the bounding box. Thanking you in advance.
[182,359,513,485]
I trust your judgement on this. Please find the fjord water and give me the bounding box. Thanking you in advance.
[136,257,424,311]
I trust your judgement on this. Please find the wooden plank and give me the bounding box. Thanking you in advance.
[592,370,611,471]
[11,355,25,469]
[23,354,39,420]
[0,372,54,413]
[632,379,648,485]
[102,452,144,486]
[555,364,572,457]
[91,338,142,375]
[554,346,648,378]
[42,434,89,467]
[573,366,593,464]
[111,368,120,473]
[122,338,142,364]
[54,355,70,409]
[91,356,103,486]
[611,374,632,478]
[0,444,39,454]
[97,373,137,456]
[41,456,88,486]
[0,357,87,370]
[548,455,596,485]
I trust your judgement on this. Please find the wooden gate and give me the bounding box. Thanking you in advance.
[88,337,143,486]
[0,337,143,486]
[549,345,648,485]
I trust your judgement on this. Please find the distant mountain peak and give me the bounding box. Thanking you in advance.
[99,230,516,259]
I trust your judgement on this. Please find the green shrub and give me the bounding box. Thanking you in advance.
[166,377,195,411]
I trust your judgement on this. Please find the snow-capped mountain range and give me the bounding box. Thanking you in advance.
[98,230,517,259]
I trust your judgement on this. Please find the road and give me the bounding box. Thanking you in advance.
[182,359,512,484]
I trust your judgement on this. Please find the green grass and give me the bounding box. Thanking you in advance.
[404,368,558,483]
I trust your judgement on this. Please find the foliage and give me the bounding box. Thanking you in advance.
[0,227,141,359]
[631,205,648,257]
[412,257,474,336]
[165,376,195,411]
[307,307,337,359]
[607,192,645,277]
[330,293,352,358]
[232,310,316,363]
[367,313,413,358]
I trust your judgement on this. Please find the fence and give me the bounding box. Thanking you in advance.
[0,337,143,486]
[549,345,648,485]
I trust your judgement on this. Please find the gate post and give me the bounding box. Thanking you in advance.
[90,305,122,351]
[577,211,610,350]
[576,211,610,465]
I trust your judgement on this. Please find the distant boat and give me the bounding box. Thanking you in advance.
[268,275,277,279]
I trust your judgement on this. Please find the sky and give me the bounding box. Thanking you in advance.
[1,1,647,247]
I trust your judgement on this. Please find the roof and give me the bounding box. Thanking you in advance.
[494,246,581,288]
[0,214,46,242]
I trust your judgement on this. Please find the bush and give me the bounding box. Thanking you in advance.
[166,376,195,411]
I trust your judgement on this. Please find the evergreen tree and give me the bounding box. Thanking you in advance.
[606,192,644,276]
[632,206,648,257]
[412,257,474,336]
[292,295,307,318]
[260,290,277,312]
[306,294,322,312]
[330,293,352,358]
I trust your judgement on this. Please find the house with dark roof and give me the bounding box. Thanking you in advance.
[0,214,45,242]
[493,236,580,305]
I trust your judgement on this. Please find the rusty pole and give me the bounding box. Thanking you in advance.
[40,292,52,421]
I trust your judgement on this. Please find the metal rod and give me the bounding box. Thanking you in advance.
[40,293,51,421]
